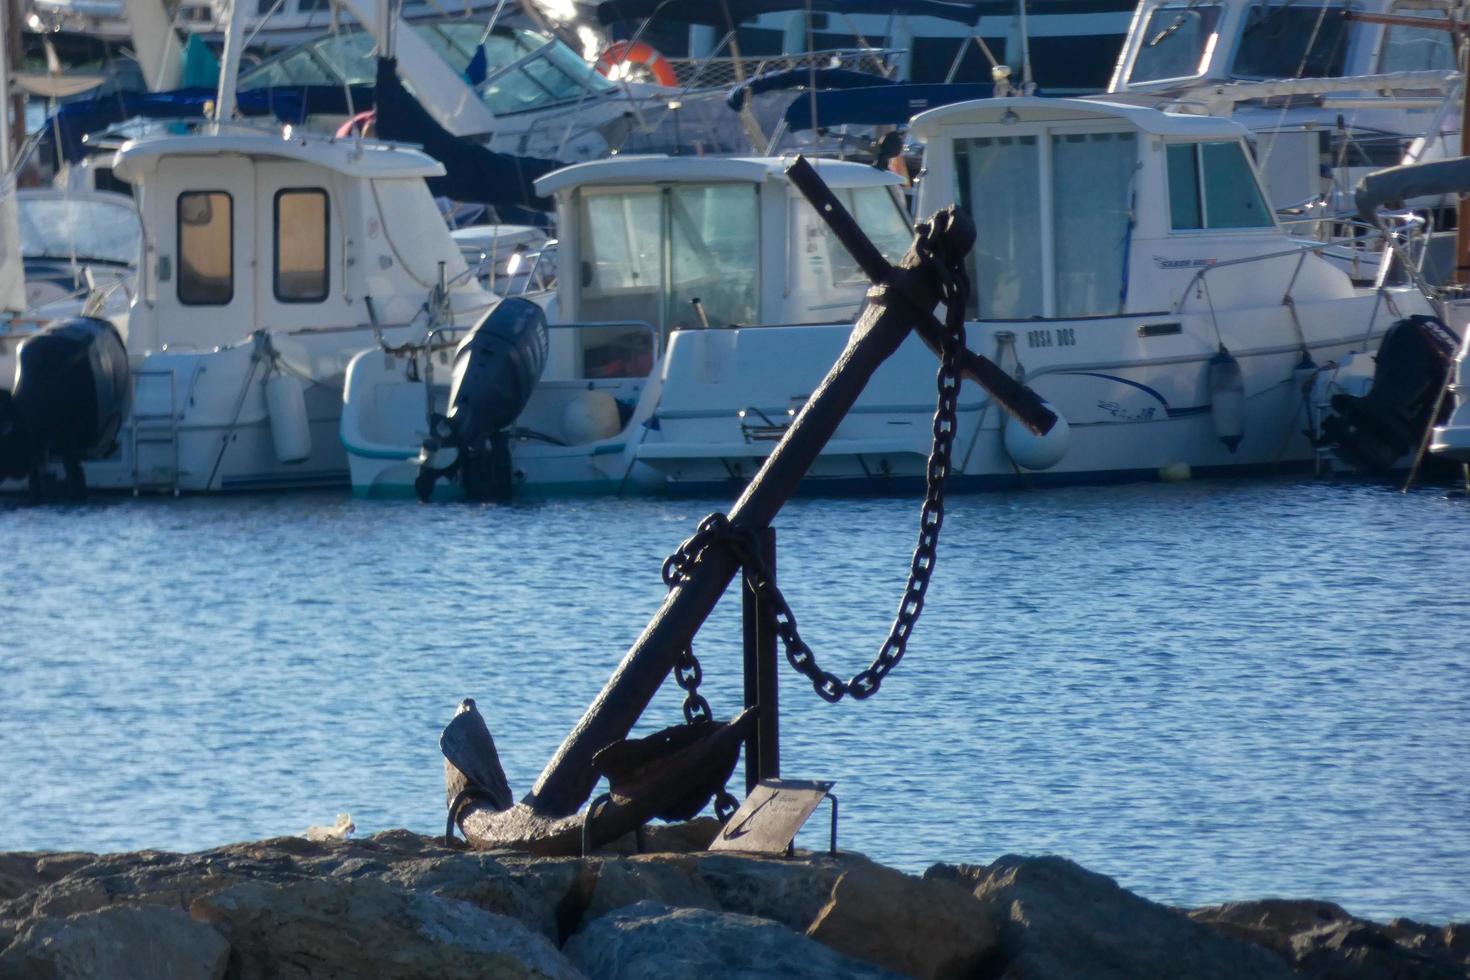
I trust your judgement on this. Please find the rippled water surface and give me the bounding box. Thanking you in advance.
[4,477,1468,921]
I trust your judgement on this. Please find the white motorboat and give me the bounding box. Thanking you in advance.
[1105,0,1466,244]
[1,127,497,494]
[343,97,1438,499]
[340,154,912,497]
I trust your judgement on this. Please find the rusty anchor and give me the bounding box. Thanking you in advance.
[441,156,1056,854]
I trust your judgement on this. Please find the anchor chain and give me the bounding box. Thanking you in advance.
[661,558,715,726]
[663,230,971,703]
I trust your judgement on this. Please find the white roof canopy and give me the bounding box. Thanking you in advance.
[535,155,904,197]
[112,132,446,182]
[911,97,1252,141]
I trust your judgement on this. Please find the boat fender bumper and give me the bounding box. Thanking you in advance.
[266,373,312,464]
[1003,401,1070,470]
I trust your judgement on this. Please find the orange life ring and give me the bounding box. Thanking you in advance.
[335,109,376,139]
[595,40,678,88]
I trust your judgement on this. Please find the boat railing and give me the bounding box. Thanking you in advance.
[664,48,901,92]
[1172,233,1390,315]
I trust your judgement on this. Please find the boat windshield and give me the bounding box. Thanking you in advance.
[476,29,617,116]
[1231,4,1350,79]
[797,186,913,286]
[236,23,602,99]
[577,182,760,334]
[1128,4,1222,84]
[18,193,140,265]
[1378,6,1457,72]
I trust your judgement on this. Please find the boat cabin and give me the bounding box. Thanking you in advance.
[111,130,487,355]
[911,97,1354,320]
[1109,0,1457,94]
[534,155,912,375]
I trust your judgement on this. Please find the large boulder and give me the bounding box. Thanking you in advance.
[1291,920,1468,979]
[579,856,720,925]
[1188,899,1354,960]
[806,856,999,979]
[190,877,584,980]
[0,855,94,906]
[562,900,901,980]
[1190,898,1470,979]
[682,852,847,932]
[929,855,1295,980]
[0,905,229,980]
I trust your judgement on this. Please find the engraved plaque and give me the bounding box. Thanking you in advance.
[709,778,835,855]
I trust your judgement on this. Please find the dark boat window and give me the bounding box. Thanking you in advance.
[274,188,329,303]
[1168,141,1274,230]
[177,190,233,306]
[1231,4,1349,79]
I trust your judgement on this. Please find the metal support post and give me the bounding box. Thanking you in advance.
[742,526,779,794]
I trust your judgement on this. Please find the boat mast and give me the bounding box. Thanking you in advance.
[0,0,21,173]
[215,0,246,124]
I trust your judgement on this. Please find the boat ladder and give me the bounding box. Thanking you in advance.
[131,368,180,494]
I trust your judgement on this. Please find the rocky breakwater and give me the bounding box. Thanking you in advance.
[2,825,1467,980]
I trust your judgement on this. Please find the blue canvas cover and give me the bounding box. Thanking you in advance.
[782,83,993,132]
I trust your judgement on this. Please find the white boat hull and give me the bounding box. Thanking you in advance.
[343,289,1425,497]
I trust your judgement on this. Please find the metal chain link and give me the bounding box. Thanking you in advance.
[662,228,971,704]
[661,550,715,725]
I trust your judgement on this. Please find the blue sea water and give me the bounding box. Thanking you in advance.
[3,477,1468,922]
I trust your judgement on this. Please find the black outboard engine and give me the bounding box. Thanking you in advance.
[0,316,130,500]
[415,298,548,502]
[1317,314,1459,473]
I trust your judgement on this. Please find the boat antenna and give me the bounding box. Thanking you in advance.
[806,0,819,149]
[1017,0,1034,93]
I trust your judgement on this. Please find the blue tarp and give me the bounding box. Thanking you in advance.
[783,82,993,131]
[43,86,372,166]
[725,67,895,111]
[373,57,563,214]
[595,0,981,28]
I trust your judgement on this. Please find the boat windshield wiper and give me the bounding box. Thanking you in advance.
[1147,14,1189,48]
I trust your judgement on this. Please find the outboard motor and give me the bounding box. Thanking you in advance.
[1317,314,1459,473]
[415,298,548,502]
[0,316,130,500]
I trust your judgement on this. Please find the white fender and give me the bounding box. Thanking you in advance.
[266,373,312,464]
[1208,346,1245,453]
[561,390,622,445]
[1003,402,1070,470]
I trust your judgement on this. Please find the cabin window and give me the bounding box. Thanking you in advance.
[1379,7,1456,72]
[274,188,329,303]
[957,130,1138,318]
[577,183,759,334]
[1052,131,1136,317]
[1231,4,1350,80]
[955,135,1044,318]
[821,187,914,287]
[177,191,233,306]
[1128,4,1222,84]
[1168,141,1274,230]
